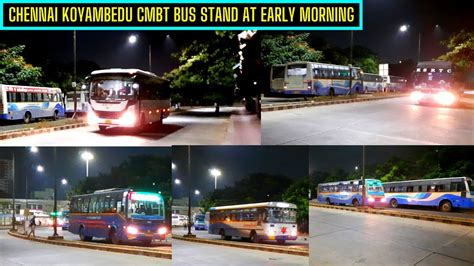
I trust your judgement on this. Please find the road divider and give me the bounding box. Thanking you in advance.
[261,93,408,112]
[173,234,308,256]
[8,230,172,259]
[0,121,87,140]
[310,202,474,226]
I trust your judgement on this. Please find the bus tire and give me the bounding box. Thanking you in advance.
[109,228,121,244]
[326,198,331,205]
[52,110,59,121]
[24,112,32,124]
[98,125,108,131]
[249,231,258,243]
[440,200,452,212]
[79,226,92,241]
[328,88,335,97]
[352,199,360,207]
[390,199,398,208]
[277,239,286,244]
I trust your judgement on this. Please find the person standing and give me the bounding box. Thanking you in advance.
[27,215,36,238]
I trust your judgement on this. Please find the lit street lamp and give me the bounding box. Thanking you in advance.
[355,166,358,171]
[128,34,152,72]
[175,179,181,185]
[194,190,200,195]
[61,178,68,185]
[81,151,94,177]
[36,165,44,173]
[172,163,176,170]
[209,168,222,190]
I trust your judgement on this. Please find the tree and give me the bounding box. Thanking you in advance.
[198,197,216,214]
[282,178,309,233]
[351,46,380,73]
[0,45,43,86]
[438,30,474,70]
[261,33,324,68]
[165,31,238,105]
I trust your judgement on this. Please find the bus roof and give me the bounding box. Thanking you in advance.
[384,177,470,186]
[1,84,61,92]
[284,61,361,70]
[318,179,382,187]
[209,202,297,211]
[90,68,158,78]
[416,61,452,69]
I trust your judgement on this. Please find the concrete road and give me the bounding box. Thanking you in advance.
[310,206,474,265]
[172,227,308,247]
[173,239,308,266]
[0,230,171,265]
[262,97,474,145]
[0,107,260,146]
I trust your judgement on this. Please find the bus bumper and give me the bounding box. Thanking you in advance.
[264,235,298,241]
[270,88,313,95]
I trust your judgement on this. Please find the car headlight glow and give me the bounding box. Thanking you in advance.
[126,226,139,235]
[410,91,423,102]
[158,227,167,235]
[118,110,137,126]
[434,91,456,106]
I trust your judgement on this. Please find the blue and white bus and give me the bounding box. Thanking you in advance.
[383,177,474,212]
[0,84,64,123]
[208,202,298,244]
[69,188,168,245]
[270,62,363,96]
[317,179,386,207]
[382,75,407,92]
[362,73,384,93]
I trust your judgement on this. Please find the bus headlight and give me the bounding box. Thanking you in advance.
[126,226,139,235]
[410,91,423,102]
[381,197,386,203]
[87,111,99,125]
[435,91,456,106]
[368,197,375,203]
[118,110,137,126]
[158,227,167,235]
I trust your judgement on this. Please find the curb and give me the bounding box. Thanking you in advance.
[310,202,474,226]
[8,230,172,259]
[0,122,87,140]
[261,94,408,112]
[172,234,308,257]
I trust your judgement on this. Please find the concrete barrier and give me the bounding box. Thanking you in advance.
[173,234,308,256]
[310,202,474,226]
[8,230,172,259]
[261,94,408,112]
[0,122,88,140]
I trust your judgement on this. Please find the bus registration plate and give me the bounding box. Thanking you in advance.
[104,119,112,124]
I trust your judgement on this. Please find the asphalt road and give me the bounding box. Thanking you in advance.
[0,230,171,265]
[173,239,308,266]
[262,96,474,145]
[310,206,474,265]
[172,227,309,247]
[0,107,260,146]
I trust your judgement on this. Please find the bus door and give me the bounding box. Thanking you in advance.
[270,65,286,92]
[286,64,309,93]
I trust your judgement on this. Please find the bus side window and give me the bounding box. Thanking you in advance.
[313,69,319,78]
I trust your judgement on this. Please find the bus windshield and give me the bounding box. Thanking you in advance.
[128,193,164,218]
[90,75,136,101]
[266,208,297,223]
[414,72,452,87]
[195,214,205,222]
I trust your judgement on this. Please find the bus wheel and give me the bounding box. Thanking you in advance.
[326,198,331,205]
[276,239,286,244]
[109,229,121,244]
[440,200,452,212]
[79,227,92,241]
[390,199,398,208]
[352,199,360,207]
[52,110,59,121]
[249,231,258,243]
[98,125,108,132]
[328,88,335,97]
[24,112,32,123]
[219,229,226,240]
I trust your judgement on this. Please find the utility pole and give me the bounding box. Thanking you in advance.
[361,146,366,207]
[417,33,421,62]
[11,153,16,231]
[349,31,354,65]
[184,146,195,237]
[148,44,152,72]
[73,30,77,116]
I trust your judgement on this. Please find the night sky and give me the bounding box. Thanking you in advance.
[172,146,308,200]
[1,0,472,76]
[0,147,171,200]
[309,146,433,173]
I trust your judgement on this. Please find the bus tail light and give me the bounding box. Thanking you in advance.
[291,230,297,237]
[158,227,168,235]
[267,230,275,236]
[368,197,375,203]
[126,226,139,235]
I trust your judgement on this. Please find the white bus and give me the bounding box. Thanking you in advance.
[362,73,384,93]
[64,90,89,116]
[86,69,171,131]
[0,84,64,123]
[270,61,363,96]
[382,75,407,92]
[208,202,298,244]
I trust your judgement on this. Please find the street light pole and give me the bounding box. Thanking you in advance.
[418,32,421,62]
[185,146,195,237]
[349,30,354,65]
[73,30,77,115]
[148,44,152,72]
[361,146,366,207]
[11,152,16,231]
[53,148,58,237]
